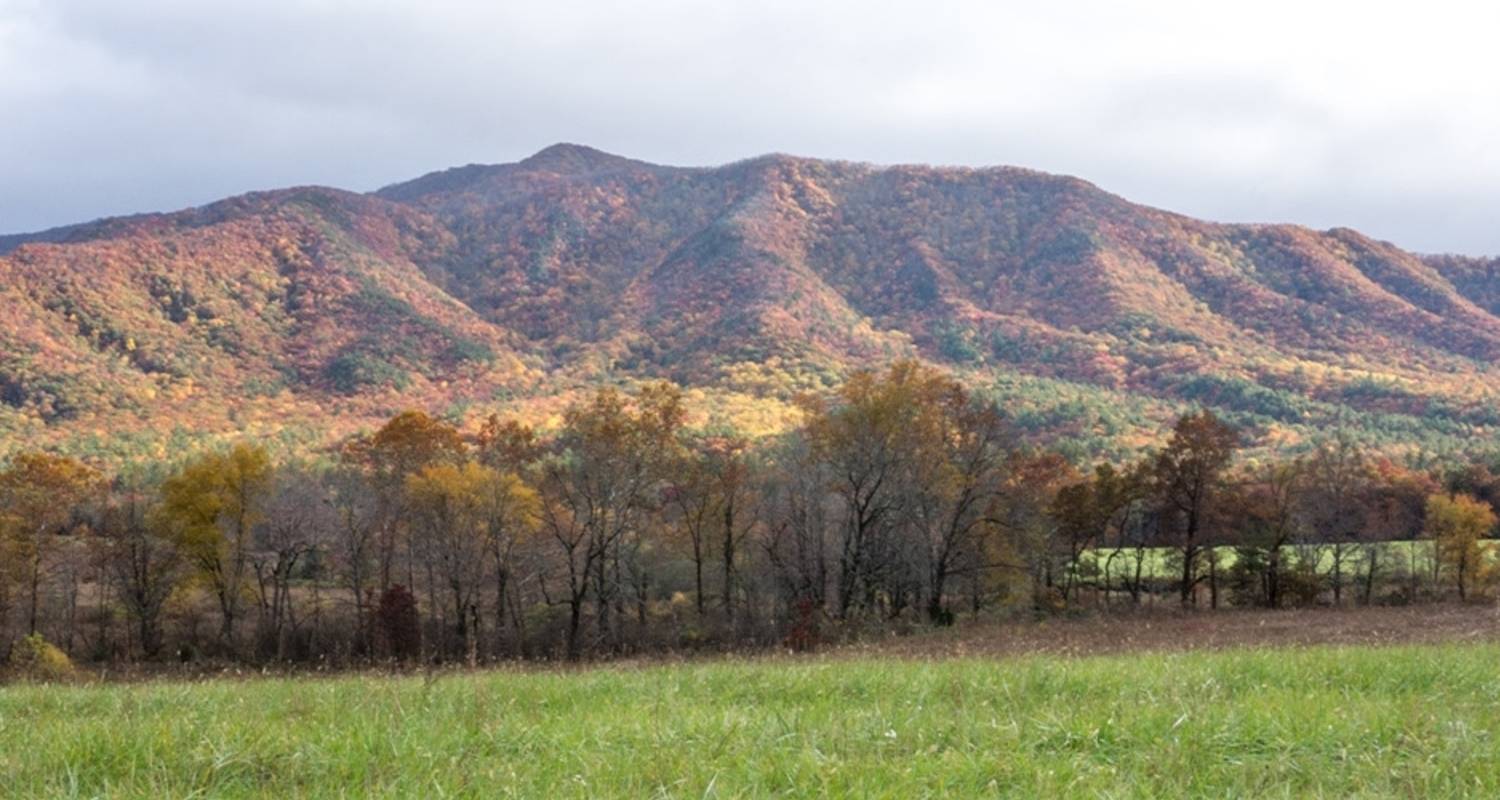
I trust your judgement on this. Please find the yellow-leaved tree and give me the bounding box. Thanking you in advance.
[157,443,273,652]
[406,461,538,664]
[0,452,102,637]
[1425,492,1497,600]
[344,410,466,593]
[793,360,1021,623]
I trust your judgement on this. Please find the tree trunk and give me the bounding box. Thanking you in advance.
[493,567,509,659]
[692,538,705,617]
[565,597,583,661]
[1179,545,1194,608]
[26,543,42,635]
[1131,549,1144,605]
[1208,552,1219,610]
[1267,548,1281,608]
[466,603,479,668]
[722,503,736,621]
[1331,546,1343,606]
[926,564,949,624]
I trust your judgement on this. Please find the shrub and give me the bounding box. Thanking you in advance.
[375,585,422,662]
[782,598,821,653]
[1282,560,1324,607]
[10,634,75,681]
[1225,547,1270,607]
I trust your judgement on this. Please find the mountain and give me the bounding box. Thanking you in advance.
[4,144,1499,463]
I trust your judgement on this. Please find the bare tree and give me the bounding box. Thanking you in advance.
[537,384,684,659]
[906,395,1009,622]
[97,484,182,659]
[1303,434,1369,605]
[764,440,834,615]
[325,466,379,654]
[255,465,334,660]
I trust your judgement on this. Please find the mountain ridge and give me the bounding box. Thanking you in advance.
[10,145,1489,259]
[4,145,1499,463]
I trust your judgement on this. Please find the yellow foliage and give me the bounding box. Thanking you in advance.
[406,461,541,542]
[9,633,75,682]
[157,443,273,563]
[0,453,102,571]
[1426,492,1498,599]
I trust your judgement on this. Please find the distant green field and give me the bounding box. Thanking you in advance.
[1077,539,1496,583]
[4,643,1500,797]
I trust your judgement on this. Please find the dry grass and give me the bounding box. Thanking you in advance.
[849,602,1500,661]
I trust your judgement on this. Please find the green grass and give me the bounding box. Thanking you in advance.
[4,643,1500,797]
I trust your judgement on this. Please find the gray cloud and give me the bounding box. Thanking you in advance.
[2,0,1496,254]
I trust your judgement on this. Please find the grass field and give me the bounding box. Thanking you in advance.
[5,633,1500,797]
[1077,539,1498,583]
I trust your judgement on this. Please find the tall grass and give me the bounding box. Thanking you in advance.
[3,643,1499,797]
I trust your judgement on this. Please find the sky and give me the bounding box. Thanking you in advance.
[2,0,1497,254]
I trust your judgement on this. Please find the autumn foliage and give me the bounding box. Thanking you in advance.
[2,146,1500,468]
[4,146,1500,667]
[0,357,1495,671]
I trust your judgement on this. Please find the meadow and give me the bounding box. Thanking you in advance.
[4,633,1500,797]
[1076,539,1496,582]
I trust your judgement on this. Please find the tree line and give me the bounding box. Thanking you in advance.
[2,361,1497,667]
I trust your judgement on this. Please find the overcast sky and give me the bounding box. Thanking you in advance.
[3,0,1497,254]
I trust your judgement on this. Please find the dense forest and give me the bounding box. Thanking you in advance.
[3,360,1498,672]
[5,145,1500,467]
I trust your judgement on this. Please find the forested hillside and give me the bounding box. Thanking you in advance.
[4,144,1500,463]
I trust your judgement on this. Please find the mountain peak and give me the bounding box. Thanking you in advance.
[519,143,639,174]
[374,144,647,203]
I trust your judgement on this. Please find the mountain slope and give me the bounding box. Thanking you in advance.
[0,188,532,457]
[3,145,1498,462]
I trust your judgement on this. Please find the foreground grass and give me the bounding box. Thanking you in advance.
[3,643,1500,798]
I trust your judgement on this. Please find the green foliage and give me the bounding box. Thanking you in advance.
[933,321,983,364]
[350,284,419,321]
[1174,374,1309,424]
[980,371,1175,463]
[1341,376,1418,403]
[324,350,409,394]
[1035,227,1102,263]
[1109,312,1201,344]
[442,336,494,365]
